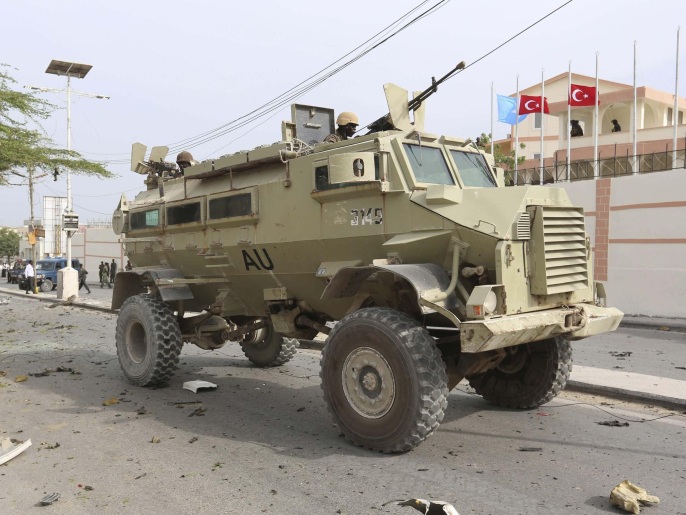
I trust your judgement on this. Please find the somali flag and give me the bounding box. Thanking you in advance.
[497,94,527,125]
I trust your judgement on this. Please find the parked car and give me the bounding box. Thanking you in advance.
[19,258,81,292]
[8,260,26,284]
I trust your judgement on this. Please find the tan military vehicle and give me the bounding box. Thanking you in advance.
[112,69,622,453]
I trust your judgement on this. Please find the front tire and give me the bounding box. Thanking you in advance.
[40,279,53,292]
[240,324,298,367]
[320,308,448,453]
[467,336,572,409]
[115,294,183,386]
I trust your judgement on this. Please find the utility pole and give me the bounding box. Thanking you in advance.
[28,167,37,294]
[25,60,109,300]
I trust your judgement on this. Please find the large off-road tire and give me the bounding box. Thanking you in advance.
[240,324,298,367]
[468,336,572,409]
[40,279,53,292]
[320,307,449,453]
[115,294,183,386]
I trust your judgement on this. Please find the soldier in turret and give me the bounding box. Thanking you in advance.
[324,112,359,143]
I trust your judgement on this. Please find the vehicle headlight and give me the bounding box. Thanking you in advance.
[37,274,44,279]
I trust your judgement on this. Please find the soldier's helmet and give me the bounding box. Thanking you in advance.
[176,151,194,164]
[336,112,359,126]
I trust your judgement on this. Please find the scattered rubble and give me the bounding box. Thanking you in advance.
[597,420,630,427]
[182,380,218,393]
[610,480,659,513]
[0,438,32,465]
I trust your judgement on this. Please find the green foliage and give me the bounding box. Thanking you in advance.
[0,227,20,259]
[475,133,526,185]
[0,64,113,184]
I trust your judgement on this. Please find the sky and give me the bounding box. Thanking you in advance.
[1,0,683,227]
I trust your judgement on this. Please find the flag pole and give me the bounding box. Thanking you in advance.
[633,41,638,174]
[673,26,681,168]
[594,52,600,179]
[567,61,572,181]
[540,68,545,185]
[491,81,495,156]
[515,75,520,185]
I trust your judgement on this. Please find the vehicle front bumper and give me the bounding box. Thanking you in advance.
[459,304,624,353]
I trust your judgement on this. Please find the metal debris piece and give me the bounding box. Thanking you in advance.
[182,380,218,393]
[39,493,60,506]
[383,498,460,515]
[518,446,543,452]
[610,480,659,513]
[597,420,629,427]
[189,436,198,443]
[188,407,207,417]
[0,438,32,465]
[609,351,632,358]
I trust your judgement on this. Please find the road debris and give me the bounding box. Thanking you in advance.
[383,498,460,514]
[0,438,32,465]
[518,446,543,452]
[102,397,120,406]
[151,436,161,444]
[182,380,218,393]
[188,407,207,417]
[47,294,76,308]
[39,493,60,506]
[14,375,28,383]
[134,473,147,480]
[189,436,198,444]
[597,420,630,427]
[40,442,61,450]
[609,351,633,358]
[610,480,659,513]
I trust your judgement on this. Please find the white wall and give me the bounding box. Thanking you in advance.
[558,169,686,317]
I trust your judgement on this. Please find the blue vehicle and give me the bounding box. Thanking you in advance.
[19,258,81,292]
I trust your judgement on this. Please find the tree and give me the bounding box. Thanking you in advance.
[475,132,526,185]
[0,227,20,261]
[0,64,113,186]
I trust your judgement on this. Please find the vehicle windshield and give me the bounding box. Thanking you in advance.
[36,261,56,271]
[449,150,496,187]
[403,144,454,185]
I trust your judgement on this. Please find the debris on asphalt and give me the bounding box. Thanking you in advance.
[102,397,120,406]
[518,446,543,452]
[136,406,148,415]
[0,438,32,465]
[0,370,5,377]
[189,436,198,444]
[84,485,94,491]
[383,498,460,514]
[151,436,161,444]
[47,294,76,308]
[40,442,60,450]
[675,366,686,371]
[14,375,28,383]
[658,326,670,331]
[39,493,60,506]
[134,473,147,480]
[188,407,207,417]
[610,480,659,513]
[597,420,630,427]
[182,380,218,393]
[609,351,633,358]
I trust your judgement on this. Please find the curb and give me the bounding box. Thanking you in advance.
[1,289,113,314]
[619,319,686,333]
[566,380,686,411]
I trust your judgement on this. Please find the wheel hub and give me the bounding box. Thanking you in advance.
[126,321,147,364]
[497,345,529,374]
[342,347,395,419]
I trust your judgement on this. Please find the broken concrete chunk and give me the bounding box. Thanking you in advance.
[183,380,218,393]
[610,480,660,514]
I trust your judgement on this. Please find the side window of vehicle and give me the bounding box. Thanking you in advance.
[167,202,201,226]
[208,193,253,219]
[130,209,160,229]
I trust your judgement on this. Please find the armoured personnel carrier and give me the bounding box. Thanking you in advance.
[112,70,622,452]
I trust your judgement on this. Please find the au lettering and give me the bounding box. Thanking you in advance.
[242,248,274,271]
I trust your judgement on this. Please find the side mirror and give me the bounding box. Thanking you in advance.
[328,152,375,184]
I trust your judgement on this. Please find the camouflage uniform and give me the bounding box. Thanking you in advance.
[323,130,346,144]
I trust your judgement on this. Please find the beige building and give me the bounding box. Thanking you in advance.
[496,73,686,176]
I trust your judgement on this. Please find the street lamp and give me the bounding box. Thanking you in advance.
[28,60,109,299]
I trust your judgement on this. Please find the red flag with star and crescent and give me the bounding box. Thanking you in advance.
[518,95,550,115]
[569,84,598,106]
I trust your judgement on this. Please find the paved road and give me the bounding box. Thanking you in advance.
[1,296,685,514]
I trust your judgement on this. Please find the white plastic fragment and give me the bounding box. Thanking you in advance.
[0,438,32,465]
[183,380,218,393]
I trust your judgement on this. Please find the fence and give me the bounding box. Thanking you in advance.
[511,148,686,185]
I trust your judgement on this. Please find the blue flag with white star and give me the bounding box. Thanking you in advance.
[497,94,528,125]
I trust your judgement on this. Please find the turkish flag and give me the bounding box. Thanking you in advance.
[569,84,598,106]
[518,95,550,115]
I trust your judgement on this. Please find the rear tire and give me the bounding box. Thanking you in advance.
[240,324,298,367]
[468,336,572,409]
[115,294,183,386]
[320,307,448,453]
[40,279,53,292]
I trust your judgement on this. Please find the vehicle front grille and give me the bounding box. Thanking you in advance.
[515,212,531,240]
[529,206,589,295]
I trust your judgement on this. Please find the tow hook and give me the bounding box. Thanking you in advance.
[565,306,588,331]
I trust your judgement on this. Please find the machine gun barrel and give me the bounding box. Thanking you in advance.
[407,61,466,112]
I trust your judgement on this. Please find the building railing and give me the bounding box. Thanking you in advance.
[511,148,686,185]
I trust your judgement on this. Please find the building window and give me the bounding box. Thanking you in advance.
[667,108,684,125]
[167,202,201,225]
[533,153,541,160]
[534,113,542,129]
[209,193,253,219]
